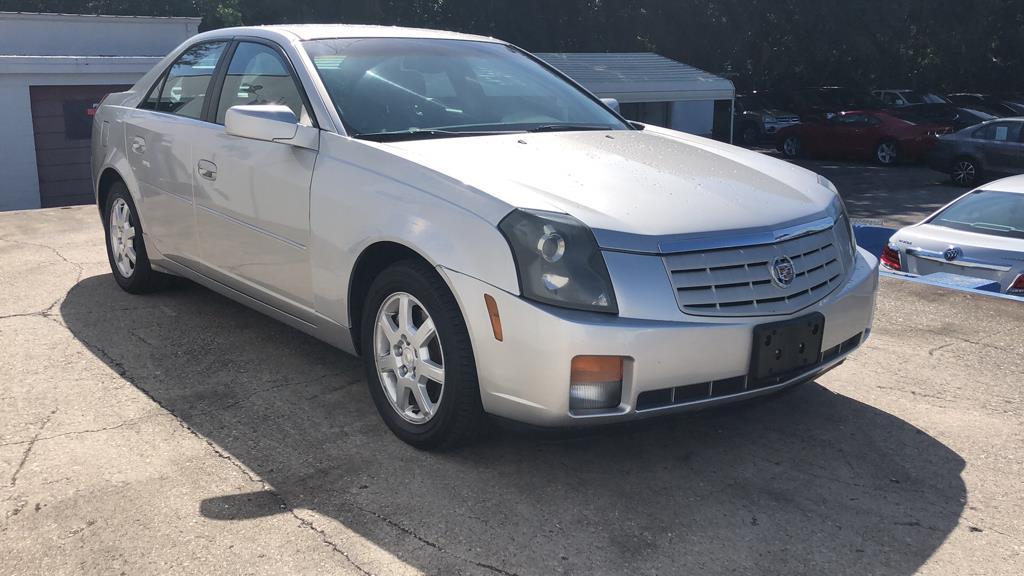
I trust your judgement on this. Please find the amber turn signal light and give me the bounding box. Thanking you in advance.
[570,356,624,411]
[484,294,503,341]
[570,356,624,383]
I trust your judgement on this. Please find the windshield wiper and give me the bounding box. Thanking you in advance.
[527,124,614,133]
[353,129,521,142]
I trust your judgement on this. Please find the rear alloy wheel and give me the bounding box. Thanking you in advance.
[361,260,485,449]
[782,136,802,158]
[875,141,899,165]
[103,182,164,293]
[951,158,979,187]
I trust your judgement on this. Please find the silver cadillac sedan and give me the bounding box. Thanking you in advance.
[91,25,879,448]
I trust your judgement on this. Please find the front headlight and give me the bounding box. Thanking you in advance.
[829,194,857,267]
[499,209,618,314]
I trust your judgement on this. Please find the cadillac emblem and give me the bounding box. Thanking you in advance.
[770,256,796,288]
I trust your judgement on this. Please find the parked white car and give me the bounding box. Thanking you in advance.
[92,25,879,448]
[883,175,1024,295]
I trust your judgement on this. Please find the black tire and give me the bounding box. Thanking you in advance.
[360,259,485,449]
[102,182,164,293]
[875,140,899,165]
[781,135,803,158]
[739,123,760,147]
[950,156,980,187]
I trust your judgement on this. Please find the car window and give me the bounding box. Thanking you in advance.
[930,190,1024,240]
[215,41,310,125]
[972,122,1023,142]
[303,38,627,138]
[152,41,228,120]
[880,93,901,105]
[832,113,868,125]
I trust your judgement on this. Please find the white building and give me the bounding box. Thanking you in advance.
[0,12,200,211]
[536,52,735,142]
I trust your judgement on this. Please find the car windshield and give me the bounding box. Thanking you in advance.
[303,38,628,140]
[930,190,1024,240]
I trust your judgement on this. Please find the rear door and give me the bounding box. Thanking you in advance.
[123,41,229,264]
[190,39,319,317]
[974,122,1023,174]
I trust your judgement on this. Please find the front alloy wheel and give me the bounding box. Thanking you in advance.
[361,260,485,449]
[876,141,898,165]
[374,292,446,424]
[951,158,978,187]
[782,136,802,158]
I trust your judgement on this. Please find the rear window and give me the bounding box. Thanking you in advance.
[972,122,1023,142]
[930,190,1024,240]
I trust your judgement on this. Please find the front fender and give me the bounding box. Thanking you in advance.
[310,133,520,328]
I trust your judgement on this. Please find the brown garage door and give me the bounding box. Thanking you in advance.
[30,85,131,208]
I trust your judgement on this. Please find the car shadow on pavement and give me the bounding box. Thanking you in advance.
[61,274,966,576]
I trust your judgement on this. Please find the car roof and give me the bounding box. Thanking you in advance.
[983,175,1024,194]
[199,24,499,44]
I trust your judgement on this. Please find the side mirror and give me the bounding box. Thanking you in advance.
[224,105,318,149]
[225,105,298,141]
[601,97,621,113]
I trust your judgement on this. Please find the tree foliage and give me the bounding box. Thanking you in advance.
[3,0,1022,93]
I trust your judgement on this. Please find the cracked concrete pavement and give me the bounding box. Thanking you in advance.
[1,206,1022,575]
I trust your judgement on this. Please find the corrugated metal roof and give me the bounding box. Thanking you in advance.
[535,52,734,103]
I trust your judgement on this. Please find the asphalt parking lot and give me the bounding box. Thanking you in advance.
[2,170,1022,575]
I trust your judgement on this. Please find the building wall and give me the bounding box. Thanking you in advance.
[0,79,41,210]
[670,100,715,138]
[0,12,199,57]
[0,12,199,211]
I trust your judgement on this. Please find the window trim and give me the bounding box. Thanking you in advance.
[136,39,230,124]
[206,37,320,129]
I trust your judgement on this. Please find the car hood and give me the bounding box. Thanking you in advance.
[383,127,834,252]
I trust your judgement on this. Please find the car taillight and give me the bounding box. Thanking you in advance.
[1009,274,1024,296]
[881,243,902,271]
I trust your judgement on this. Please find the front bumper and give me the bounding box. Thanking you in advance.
[443,247,879,427]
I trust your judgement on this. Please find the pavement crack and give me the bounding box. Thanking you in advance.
[350,502,521,576]
[0,236,85,319]
[0,413,167,448]
[290,510,374,576]
[927,342,956,356]
[9,409,56,488]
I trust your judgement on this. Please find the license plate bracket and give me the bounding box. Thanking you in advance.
[750,313,825,386]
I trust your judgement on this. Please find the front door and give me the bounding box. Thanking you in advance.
[191,40,319,318]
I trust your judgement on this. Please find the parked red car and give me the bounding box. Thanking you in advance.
[775,110,951,165]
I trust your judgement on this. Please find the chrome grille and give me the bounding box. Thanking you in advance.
[663,226,846,317]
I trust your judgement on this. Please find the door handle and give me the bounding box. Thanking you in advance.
[197,160,217,181]
[130,136,146,154]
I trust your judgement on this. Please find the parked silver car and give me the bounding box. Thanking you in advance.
[929,118,1024,186]
[883,175,1024,295]
[91,25,879,448]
